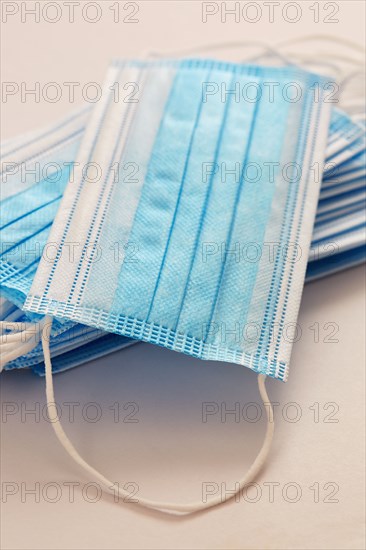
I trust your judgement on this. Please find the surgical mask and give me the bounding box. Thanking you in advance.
[306,242,366,281]
[1,106,90,200]
[0,109,137,371]
[310,108,365,277]
[0,107,88,313]
[323,108,366,177]
[308,208,366,278]
[1,71,364,378]
[24,58,333,378]
[0,75,363,317]
[1,57,364,515]
[3,58,332,514]
[0,297,136,373]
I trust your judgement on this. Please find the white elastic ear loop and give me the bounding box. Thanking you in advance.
[41,315,274,515]
[146,35,365,86]
[145,40,292,66]
[0,318,47,371]
[276,34,365,53]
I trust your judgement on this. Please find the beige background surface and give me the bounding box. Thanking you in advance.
[1,1,365,549]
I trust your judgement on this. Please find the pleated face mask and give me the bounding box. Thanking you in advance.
[1,36,364,514]
[0,107,89,313]
[2,101,363,377]
[0,108,135,372]
[1,57,348,516]
[0,102,362,316]
[24,59,332,382]
[1,101,360,313]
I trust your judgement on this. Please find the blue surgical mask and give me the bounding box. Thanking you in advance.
[19,58,336,514]
[323,108,365,182]
[1,75,363,319]
[2,57,364,516]
[23,58,333,381]
[1,66,364,376]
[1,298,134,374]
[0,107,88,315]
[0,108,137,372]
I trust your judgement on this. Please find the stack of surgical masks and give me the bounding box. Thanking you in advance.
[1,55,365,377]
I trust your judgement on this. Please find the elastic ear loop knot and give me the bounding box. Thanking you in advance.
[41,315,274,515]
